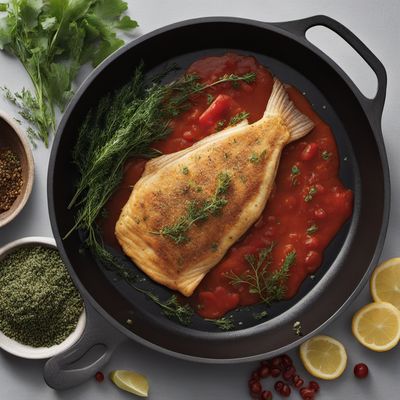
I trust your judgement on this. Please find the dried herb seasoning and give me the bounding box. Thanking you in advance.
[0,147,23,212]
[0,246,83,347]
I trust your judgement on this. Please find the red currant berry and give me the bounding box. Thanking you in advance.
[274,380,284,392]
[354,363,369,379]
[300,387,315,399]
[271,356,282,368]
[309,381,320,392]
[280,384,291,397]
[250,381,262,395]
[281,354,293,368]
[260,390,273,400]
[258,366,270,378]
[270,368,281,377]
[248,378,258,388]
[295,378,304,389]
[283,366,296,380]
[95,371,104,383]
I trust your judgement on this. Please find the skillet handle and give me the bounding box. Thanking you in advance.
[43,302,125,390]
[274,15,387,126]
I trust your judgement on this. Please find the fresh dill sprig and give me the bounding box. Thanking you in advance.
[227,245,296,304]
[205,315,235,331]
[157,172,231,244]
[229,111,249,126]
[134,288,193,326]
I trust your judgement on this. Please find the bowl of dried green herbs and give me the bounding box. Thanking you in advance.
[0,110,34,228]
[0,236,86,359]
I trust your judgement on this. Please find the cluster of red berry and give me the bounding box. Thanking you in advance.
[248,354,320,400]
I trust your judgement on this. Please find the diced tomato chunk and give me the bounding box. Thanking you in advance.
[198,94,233,128]
[300,142,318,161]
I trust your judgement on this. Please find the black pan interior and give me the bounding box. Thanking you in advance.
[49,19,386,360]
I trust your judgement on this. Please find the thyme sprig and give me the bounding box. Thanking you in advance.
[157,172,231,244]
[205,315,235,331]
[227,245,296,304]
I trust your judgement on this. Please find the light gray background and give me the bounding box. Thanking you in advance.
[1,0,399,399]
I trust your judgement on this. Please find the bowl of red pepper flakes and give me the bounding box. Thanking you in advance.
[0,110,34,228]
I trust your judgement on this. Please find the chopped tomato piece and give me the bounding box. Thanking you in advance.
[198,94,233,129]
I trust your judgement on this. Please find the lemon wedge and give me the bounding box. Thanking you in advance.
[352,301,400,352]
[109,370,149,397]
[299,335,347,380]
[370,257,400,310]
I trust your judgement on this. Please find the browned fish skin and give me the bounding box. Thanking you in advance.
[115,79,314,297]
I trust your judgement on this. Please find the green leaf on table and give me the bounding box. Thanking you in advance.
[116,15,138,30]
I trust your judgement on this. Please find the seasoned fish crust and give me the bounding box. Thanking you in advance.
[115,79,314,296]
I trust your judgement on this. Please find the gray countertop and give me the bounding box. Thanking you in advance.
[1,0,400,399]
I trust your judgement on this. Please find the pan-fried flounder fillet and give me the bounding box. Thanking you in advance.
[115,78,314,296]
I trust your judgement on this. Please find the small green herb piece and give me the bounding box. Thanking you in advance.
[181,166,189,175]
[207,93,214,105]
[306,224,318,235]
[157,172,231,244]
[216,120,226,132]
[249,150,267,164]
[229,111,249,126]
[293,321,303,336]
[227,245,296,304]
[290,165,300,185]
[211,242,219,252]
[304,186,317,202]
[291,165,300,175]
[0,0,138,146]
[321,150,332,160]
[205,316,235,331]
[253,310,268,320]
[188,180,203,193]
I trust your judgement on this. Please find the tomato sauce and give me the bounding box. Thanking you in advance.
[100,53,353,319]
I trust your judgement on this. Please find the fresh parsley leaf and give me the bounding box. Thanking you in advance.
[0,0,138,146]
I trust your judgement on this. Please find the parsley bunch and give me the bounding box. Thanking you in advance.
[0,0,138,146]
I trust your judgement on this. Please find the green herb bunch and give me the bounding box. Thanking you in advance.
[0,0,138,146]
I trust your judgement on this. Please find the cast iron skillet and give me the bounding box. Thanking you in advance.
[44,15,389,389]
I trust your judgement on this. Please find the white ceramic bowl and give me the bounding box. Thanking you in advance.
[0,237,86,359]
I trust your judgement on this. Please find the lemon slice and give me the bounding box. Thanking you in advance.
[109,370,149,397]
[371,257,400,310]
[299,335,347,380]
[352,301,400,352]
